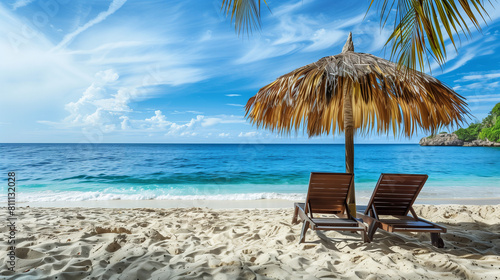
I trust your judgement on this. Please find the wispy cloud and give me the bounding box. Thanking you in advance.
[171,110,204,115]
[303,28,344,52]
[53,0,127,50]
[466,93,500,103]
[441,52,477,75]
[430,42,496,76]
[453,71,500,91]
[6,0,500,143]
[64,41,147,55]
[273,0,314,17]
[202,115,246,127]
[12,0,34,10]
[236,43,297,64]
[462,72,500,81]
[235,4,391,65]
[238,131,260,137]
[37,69,247,138]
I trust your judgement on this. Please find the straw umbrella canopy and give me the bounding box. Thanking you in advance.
[245,33,470,213]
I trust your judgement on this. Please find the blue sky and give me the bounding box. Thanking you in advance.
[1,0,500,143]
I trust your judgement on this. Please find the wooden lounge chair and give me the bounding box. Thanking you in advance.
[291,172,368,243]
[358,174,446,248]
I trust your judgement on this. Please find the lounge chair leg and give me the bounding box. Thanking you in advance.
[299,221,309,243]
[431,233,444,248]
[362,230,370,243]
[367,221,379,241]
[292,205,299,224]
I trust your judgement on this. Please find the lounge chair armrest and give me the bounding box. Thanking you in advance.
[294,203,314,225]
[354,218,367,230]
[353,216,371,243]
[356,212,377,225]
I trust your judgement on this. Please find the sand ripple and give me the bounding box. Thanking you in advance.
[0,205,499,279]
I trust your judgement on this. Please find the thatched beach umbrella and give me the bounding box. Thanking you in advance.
[245,33,469,214]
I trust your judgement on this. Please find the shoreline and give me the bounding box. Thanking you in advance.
[17,197,500,208]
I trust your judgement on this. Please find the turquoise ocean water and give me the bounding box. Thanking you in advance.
[1,144,499,202]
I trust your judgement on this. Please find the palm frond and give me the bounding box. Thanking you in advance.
[221,0,269,35]
[369,0,492,71]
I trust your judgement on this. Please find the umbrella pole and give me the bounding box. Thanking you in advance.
[343,83,356,216]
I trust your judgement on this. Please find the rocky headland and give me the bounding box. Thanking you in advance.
[419,132,500,147]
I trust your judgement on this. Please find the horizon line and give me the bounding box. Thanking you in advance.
[0,142,420,145]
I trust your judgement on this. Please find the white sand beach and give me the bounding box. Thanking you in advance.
[1,204,499,279]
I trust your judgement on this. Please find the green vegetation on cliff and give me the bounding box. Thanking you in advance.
[455,103,500,142]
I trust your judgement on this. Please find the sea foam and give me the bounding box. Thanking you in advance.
[12,191,306,202]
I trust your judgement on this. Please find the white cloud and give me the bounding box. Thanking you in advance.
[273,0,313,17]
[144,110,172,130]
[453,71,500,91]
[462,72,500,81]
[95,69,119,83]
[236,5,385,64]
[202,118,221,127]
[238,131,259,137]
[12,0,34,10]
[0,6,92,102]
[36,67,241,138]
[120,116,130,130]
[64,41,146,55]
[219,133,230,137]
[226,103,244,107]
[167,115,204,135]
[62,69,138,125]
[7,0,500,144]
[272,15,317,46]
[237,42,297,64]
[53,0,127,50]
[199,30,212,42]
[95,87,137,112]
[465,82,499,90]
[202,115,246,127]
[440,51,477,75]
[466,93,500,103]
[171,110,204,115]
[36,69,137,131]
[303,28,344,52]
[338,13,367,29]
[83,108,116,132]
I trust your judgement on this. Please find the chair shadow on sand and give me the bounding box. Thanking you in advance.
[296,219,500,259]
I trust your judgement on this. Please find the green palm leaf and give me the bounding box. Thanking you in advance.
[222,0,493,71]
[369,0,492,71]
[221,0,269,34]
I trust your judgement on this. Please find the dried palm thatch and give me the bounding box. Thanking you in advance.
[245,33,470,213]
[245,33,469,137]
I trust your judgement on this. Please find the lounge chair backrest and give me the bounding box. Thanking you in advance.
[366,174,428,216]
[305,172,353,215]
